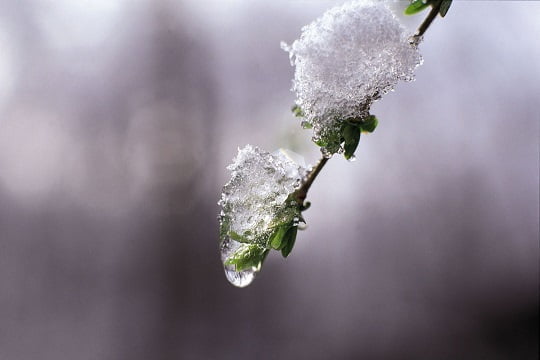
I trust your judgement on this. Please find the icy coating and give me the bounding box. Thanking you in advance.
[282,0,422,155]
[220,238,260,288]
[218,145,307,287]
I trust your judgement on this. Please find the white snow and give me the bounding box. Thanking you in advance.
[282,0,422,154]
[218,145,307,286]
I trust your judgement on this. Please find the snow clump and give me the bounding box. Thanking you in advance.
[218,145,307,287]
[282,0,422,155]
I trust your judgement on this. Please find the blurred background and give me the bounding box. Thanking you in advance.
[0,1,538,359]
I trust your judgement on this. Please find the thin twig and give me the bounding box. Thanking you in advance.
[413,1,441,40]
[295,156,329,205]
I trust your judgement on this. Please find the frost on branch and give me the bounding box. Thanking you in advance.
[218,145,307,287]
[282,0,422,156]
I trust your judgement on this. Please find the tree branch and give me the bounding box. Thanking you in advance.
[413,1,442,40]
[295,156,328,205]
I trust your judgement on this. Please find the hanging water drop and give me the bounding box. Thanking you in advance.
[220,236,259,288]
[223,263,256,288]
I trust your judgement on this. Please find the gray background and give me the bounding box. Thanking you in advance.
[0,1,538,359]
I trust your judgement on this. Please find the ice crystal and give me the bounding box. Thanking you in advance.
[282,0,422,155]
[218,145,307,287]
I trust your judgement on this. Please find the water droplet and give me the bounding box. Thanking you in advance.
[220,236,260,288]
[321,148,333,159]
[408,34,423,47]
[223,263,256,288]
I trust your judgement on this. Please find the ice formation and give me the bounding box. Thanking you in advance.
[282,0,422,155]
[218,145,307,287]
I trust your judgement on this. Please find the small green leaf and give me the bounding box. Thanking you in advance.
[314,139,327,147]
[292,104,304,117]
[269,225,288,250]
[225,244,269,272]
[281,226,298,258]
[228,230,250,243]
[439,0,452,17]
[361,115,378,133]
[342,123,361,160]
[405,0,431,15]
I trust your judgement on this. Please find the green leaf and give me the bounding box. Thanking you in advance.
[405,0,431,15]
[228,230,250,243]
[225,244,269,272]
[361,115,378,133]
[342,123,361,160]
[292,104,304,117]
[314,139,327,147]
[439,0,452,17]
[269,225,289,250]
[281,226,298,258]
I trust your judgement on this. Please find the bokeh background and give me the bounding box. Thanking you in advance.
[0,1,538,359]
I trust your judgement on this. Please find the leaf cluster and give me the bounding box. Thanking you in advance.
[222,193,304,272]
[224,242,269,272]
[224,221,300,271]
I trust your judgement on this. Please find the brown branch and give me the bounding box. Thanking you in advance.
[413,1,442,40]
[295,156,329,206]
